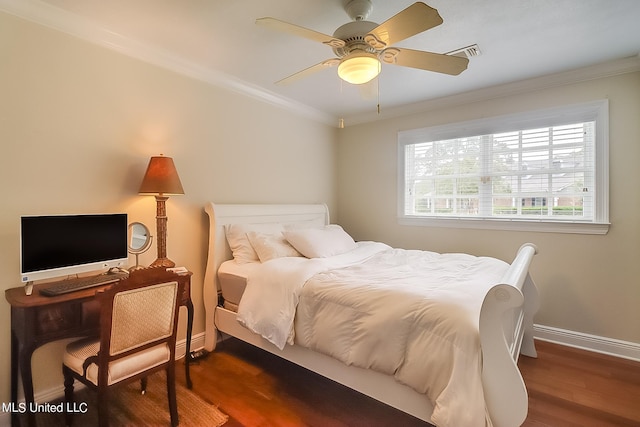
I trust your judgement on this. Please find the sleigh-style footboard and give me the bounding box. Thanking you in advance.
[480,243,539,427]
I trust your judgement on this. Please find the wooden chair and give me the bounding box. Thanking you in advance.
[62,268,185,427]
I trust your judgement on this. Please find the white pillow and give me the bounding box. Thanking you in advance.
[246,231,302,262]
[224,223,284,263]
[283,225,357,258]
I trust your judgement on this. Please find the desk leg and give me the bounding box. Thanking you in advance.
[19,345,37,427]
[10,330,19,427]
[185,300,194,389]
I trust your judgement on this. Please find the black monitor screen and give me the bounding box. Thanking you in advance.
[20,214,128,275]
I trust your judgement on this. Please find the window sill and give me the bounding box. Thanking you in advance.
[398,216,610,235]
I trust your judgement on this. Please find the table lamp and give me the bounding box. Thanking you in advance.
[138,154,184,268]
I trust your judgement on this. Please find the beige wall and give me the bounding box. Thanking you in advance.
[3,6,639,409]
[337,71,640,345]
[0,12,337,402]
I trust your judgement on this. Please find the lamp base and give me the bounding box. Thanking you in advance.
[149,257,176,268]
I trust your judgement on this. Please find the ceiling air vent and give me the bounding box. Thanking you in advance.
[446,44,481,58]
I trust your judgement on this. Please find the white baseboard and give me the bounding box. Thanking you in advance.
[177,331,207,359]
[0,332,208,427]
[534,324,640,361]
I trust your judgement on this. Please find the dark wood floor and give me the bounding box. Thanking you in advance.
[177,337,640,426]
[519,340,640,427]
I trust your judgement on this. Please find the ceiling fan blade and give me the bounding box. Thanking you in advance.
[364,2,443,49]
[256,17,345,48]
[275,59,340,86]
[383,47,468,75]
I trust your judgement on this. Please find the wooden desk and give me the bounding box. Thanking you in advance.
[5,271,194,427]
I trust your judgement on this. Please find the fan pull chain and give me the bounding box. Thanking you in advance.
[377,75,381,114]
[339,75,345,128]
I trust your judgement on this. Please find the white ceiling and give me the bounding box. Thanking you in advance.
[3,0,640,126]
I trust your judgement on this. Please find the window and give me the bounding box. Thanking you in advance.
[398,101,609,234]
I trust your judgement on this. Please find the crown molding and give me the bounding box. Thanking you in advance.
[346,54,640,126]
[0,0,337,126]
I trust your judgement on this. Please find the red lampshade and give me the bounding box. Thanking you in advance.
[138,155,184,195]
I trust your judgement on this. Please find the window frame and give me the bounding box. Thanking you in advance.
[397,100,609,234]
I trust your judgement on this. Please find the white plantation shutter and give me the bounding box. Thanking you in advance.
[398,101,609,234]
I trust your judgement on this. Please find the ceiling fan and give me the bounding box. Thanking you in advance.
[256,0,469,86]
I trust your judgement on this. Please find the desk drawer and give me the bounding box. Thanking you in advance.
[35,301,99,335]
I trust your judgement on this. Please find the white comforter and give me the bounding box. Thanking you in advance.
[237,242,509,427]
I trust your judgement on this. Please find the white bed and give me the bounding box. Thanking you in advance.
[203,203,539,427]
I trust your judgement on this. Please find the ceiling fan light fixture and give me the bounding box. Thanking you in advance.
[338,52,380,85]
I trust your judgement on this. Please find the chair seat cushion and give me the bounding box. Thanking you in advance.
[64,337,170,386]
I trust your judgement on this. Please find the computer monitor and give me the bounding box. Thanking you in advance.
[20,213,128,283]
